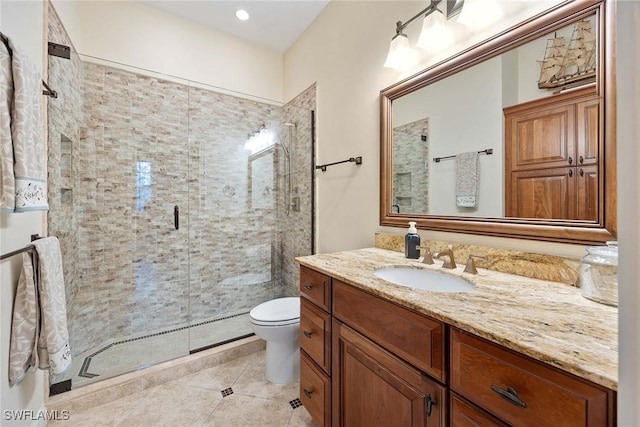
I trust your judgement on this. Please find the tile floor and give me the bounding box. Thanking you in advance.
[52,314,253,389]
[47,350,315,427]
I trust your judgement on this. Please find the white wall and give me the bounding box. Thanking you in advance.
[0,3,47,425]
[616,2,640,425]
[50,0,284,102]
[284,0,638,421]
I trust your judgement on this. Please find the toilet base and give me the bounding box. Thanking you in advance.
[265,340,300,384]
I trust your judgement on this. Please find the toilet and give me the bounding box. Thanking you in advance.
[249,297,300,384]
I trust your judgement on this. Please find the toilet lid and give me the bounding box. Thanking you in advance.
[250,297,300,322]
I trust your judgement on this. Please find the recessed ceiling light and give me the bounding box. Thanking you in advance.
[235,9,250,21]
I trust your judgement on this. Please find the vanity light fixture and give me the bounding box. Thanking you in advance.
[383,0,458,71]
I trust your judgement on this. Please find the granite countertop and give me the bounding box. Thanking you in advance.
[296,247,618,391]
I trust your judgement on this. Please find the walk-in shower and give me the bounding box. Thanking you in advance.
[46,7,315,392]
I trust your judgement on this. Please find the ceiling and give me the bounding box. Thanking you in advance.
[141,0,330,53]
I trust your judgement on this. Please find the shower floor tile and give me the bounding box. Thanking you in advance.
[46,350,314,427]
[53,314,254,389]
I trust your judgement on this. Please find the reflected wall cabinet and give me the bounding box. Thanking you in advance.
[504,87,600,220]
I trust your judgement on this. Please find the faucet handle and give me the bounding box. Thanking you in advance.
[464,254,487,274]
[416,246,434,264]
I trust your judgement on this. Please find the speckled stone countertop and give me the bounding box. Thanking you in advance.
[296,247,618,391]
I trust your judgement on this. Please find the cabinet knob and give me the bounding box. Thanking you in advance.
[303,388,313,399]
[490,385,527,408]
[568,169,573,177]
[303,330,313,338]
[579,155,584,164]
[568,156,573,165]
[303,284,313,290]
[579,168,584,177]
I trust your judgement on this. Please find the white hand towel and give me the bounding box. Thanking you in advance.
[33,237,71,375]
[8,237,71,384]
[8,251,39,384]
[455,151,480,208]
[0,36,16,211]
[0,34,48,212]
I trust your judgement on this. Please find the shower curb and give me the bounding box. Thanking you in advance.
[45,336,265,413]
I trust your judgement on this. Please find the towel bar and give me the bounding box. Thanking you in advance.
[0,234,42,261]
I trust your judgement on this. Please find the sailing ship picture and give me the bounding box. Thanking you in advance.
[537,19,597,90]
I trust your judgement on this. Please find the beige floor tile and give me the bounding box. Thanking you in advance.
[232,351,299,403]
[117,382,222,427]
[176,352,253,391]
[288,406,316,427]
[47,386,155,426]
[203,394,293,427]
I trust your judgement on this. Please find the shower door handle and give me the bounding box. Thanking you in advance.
[174,205,179,230]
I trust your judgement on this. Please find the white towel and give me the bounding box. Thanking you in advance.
[9,237,71,384]
[0,36,16,211]
[455,151,480,208]
[0,33,48,213]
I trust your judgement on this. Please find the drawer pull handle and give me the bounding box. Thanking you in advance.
[303,284,313,290]
[303,388,313,399]
[303,330,313,338]
[491,385,527,408]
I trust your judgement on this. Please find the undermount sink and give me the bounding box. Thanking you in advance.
[373,267,476,293]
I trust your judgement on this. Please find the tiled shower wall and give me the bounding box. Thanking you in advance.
[278,85,316,298]
[47,5,314,358]
[393,119,429,214]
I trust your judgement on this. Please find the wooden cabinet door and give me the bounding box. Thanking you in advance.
[576,97,600,166]
[507,167,576,219]
[505,103,575,171]
[332,319,446,427]
[577,165,598,221]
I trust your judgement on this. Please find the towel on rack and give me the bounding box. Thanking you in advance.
[8,251,39,384]
[0,36,15,211]
[9,237,71,384]
[0,34,48,213]
[455,151,480,208]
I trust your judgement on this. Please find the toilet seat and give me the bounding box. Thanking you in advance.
[250,297,300,327]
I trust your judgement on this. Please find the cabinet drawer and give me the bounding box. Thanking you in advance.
[450,329,615,427]
[301,351,330,427]
[300,266,331,311]
[450,393,508,427]
[332,280,445,382]
[300,297,331,374]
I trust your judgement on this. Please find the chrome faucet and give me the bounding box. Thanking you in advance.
[433,246,456,269]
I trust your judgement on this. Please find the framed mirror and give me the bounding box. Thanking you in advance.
[380,0,616,244]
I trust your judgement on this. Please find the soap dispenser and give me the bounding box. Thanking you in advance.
[405,221,421,259]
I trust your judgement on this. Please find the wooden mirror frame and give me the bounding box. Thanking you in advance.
[380,0,616,245]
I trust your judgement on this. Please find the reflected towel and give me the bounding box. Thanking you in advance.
[0,33,48,213]
[9,237,71,384]
[455,151,480,208]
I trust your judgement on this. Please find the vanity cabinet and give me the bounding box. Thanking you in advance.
[299,266,332,427]
[332,319,446,427]
[298,266,615,427]
[450,328,615,427]
[504,87,600,220]
[332,279,447,427]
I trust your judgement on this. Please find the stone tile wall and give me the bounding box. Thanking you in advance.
[393,119,429,214]
[47,5,314,360]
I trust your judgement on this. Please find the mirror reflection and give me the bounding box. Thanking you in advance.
[391,13,598,219]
